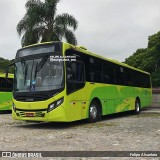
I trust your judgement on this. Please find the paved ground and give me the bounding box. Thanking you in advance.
[0,107,159,160]
[141,106,160,113]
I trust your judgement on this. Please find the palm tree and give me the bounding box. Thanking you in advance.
[17,0,78,46]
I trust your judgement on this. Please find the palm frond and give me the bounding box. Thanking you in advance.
[26,1,44,26]
[17,14,29,36]
[44,0,60,22]
[25,0,43,10]
[55,13,78,30]
[65,29,77,45]
[21,28,39,47]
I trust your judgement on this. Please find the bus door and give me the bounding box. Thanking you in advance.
[66,60,86,121]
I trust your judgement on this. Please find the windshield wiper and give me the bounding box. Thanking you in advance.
[35,55,49,72]
[34,55,49,80]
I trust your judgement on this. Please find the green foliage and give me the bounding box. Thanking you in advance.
[17,0,78,47]
[125,31,160,87]
[148,31,160,49]
[151,69,160,87]
[0,58,14,73]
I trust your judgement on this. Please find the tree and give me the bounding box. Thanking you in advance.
[17,0,78,47]
[0,58,14,73]
[125,31,160,87]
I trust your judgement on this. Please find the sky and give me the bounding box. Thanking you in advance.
[0,0,160,62]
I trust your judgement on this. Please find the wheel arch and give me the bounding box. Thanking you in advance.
[90,97,102,116]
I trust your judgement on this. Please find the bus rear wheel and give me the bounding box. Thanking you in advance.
[135,99,140,114]
[88,101,99,123]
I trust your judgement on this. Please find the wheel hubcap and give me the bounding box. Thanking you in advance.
[136,103,140,112]
[90,105,97,119]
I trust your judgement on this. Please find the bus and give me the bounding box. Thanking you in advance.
[10,42,152,122]
[0,73,13,111]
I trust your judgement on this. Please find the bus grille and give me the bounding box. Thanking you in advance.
[17,111,45,117]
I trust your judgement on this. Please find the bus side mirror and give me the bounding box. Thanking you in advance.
[5,67,9,78]
[4,61,15,78]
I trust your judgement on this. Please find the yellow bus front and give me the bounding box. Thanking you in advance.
[12,42,71,122]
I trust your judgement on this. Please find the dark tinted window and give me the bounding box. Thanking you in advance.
[65,48,151,88]
[6,78,13,91]
[88,57,103,83]
[0,78,6,91]
[125,68,133,86]
[143,74,151,88]
[115,65,125,85]
[66,61,85,94]
[0,77,13,92]
[103,61,115,84]
[133,71,150,88]
[67,61,85,82]
[65,49,85,94]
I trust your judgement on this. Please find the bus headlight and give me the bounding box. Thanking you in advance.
[47,97,64,113]
[12,103,16,112]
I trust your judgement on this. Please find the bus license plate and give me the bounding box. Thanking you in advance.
[25,112,35,117]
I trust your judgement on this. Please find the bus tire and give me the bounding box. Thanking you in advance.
[135,99,140,114]
[88,100,99,123]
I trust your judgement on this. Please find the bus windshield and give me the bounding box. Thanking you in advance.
[14,56,64,92]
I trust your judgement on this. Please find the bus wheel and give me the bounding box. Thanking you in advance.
[88,101,99,123]
[135,99,140,114]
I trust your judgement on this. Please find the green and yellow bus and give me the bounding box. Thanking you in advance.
[11,42,152,122]
[0,73,13,111]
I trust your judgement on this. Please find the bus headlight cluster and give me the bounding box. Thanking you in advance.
[47,97,64,113]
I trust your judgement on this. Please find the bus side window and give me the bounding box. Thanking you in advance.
[74,62,85,82]
[71,63,77,80]
[66,61,85,94]
[67,66,72,80]
[88,57,103,83]
[103,61,115,84]
[68,62,85,82]
[125,68,133,86]
[115,65,125,86]
[6,78,13,91]
[0,77,7,91]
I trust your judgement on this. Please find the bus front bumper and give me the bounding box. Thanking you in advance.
[12,105,68,122]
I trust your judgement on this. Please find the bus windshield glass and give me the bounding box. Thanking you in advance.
[13,56,64,92]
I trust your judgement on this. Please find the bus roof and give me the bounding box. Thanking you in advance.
[19,41,150,75]
[70,44,150,75]
[21,41,58,49]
